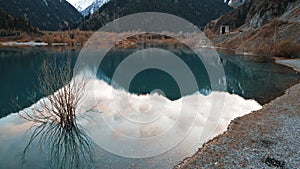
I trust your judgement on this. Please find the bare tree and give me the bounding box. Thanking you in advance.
[20,58,87,129]
[19,58,96,169]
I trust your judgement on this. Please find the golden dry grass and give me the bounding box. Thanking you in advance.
[0,30,94,46]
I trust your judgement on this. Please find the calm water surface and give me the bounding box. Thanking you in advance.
[0,47,299,118]
[0,47,299,169]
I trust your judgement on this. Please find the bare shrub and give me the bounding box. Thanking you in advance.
[20,59,86,129]
[19,58,96,169]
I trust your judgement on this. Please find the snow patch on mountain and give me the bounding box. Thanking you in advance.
[81,0,109,16]
[67,0,94,12]
[67,0,109,15]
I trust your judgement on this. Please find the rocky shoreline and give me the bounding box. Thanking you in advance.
[175,82,300,168]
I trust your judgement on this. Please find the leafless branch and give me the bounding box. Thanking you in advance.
[19,58,97,169]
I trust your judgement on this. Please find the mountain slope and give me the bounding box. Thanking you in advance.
[0,0,82,31]
[81,0,109,16]
[67,0,95,12]
[0,9,35,32]
[67,0,109,16]
[205,0,300,58]
[78,0,232,30]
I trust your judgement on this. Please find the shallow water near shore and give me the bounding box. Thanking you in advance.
[0,47,299,168]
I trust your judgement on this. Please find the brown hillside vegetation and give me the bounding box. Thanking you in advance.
[217,19,300,58]
[205,0,300,58]
[0,30,94,46]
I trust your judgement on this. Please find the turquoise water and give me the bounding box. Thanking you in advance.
[0,47,299,169]
[0,47,79,117]
[0,47,299,118]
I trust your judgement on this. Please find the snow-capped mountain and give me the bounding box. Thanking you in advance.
[67,0,109,16]
[67,0,94,12]
[81,0,109,16]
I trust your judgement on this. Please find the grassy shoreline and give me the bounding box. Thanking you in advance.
[1,30,299,71]
[0,30,94,47]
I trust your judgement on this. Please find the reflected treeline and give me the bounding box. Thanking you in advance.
[100,41,211,100]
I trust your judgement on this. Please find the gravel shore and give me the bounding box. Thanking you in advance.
[175,82,300,169]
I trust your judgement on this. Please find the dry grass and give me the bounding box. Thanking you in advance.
[41,30,94,46]
[0,30,94,46]
[212,18,299,59]
[271,39,300,58]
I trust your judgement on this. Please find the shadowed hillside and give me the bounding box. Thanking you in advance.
[0,0,82,31]
[78,0,232,30]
